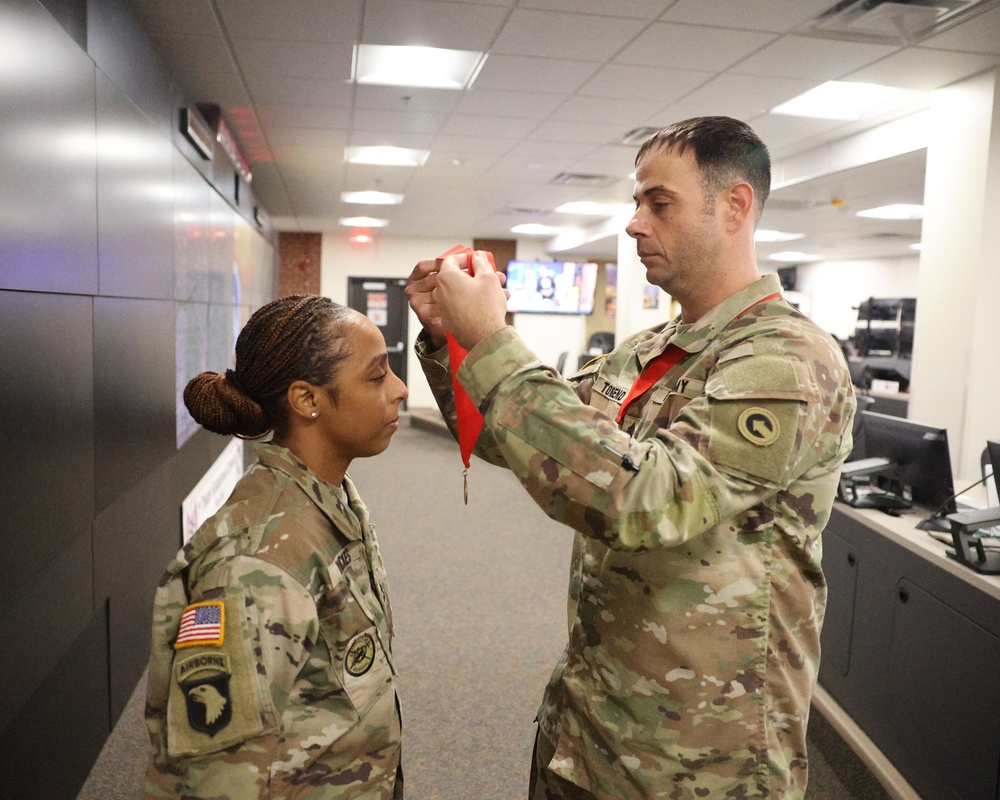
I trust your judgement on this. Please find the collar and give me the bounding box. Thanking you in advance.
[635,274,783,366]
[253,442,368,542]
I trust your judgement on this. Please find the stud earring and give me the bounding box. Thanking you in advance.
[311,411,317,418]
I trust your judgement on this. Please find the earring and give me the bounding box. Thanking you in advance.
[311,411,317,418]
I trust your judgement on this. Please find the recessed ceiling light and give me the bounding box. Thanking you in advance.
[770,81,928,121]
[770,251,823,262]
[511,223,561,236]
[353,44,487,90]
[755,229,805,243]
[340,216,388,228]
[856,204,924,220]
[345,146,429,166]
[341,191,404,205]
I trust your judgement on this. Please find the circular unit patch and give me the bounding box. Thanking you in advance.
[345,632,376,677]
[737,407,780,446]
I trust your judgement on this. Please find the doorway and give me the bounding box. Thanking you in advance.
[346,277,409,407]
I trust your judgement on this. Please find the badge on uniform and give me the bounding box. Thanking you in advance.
[737,407,781,446]
[174,601,225,649]
[176,652,233,736]
[345,632,376,677]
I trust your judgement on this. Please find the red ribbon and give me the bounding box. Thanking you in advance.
[437,245,497,468]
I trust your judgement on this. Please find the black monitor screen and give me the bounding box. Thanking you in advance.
[988,440,1000,501]
[862,411,956,514]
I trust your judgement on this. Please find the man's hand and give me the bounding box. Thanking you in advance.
[433,251,508,351]
[405,258,448,348]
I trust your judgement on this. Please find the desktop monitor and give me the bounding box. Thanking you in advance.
[861,411,957,514]
[988,440,1000,507]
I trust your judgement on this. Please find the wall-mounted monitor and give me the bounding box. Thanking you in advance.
[505,259,598,315]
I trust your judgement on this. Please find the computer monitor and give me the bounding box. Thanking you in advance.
[988,440,1000,507]
[861,411,957,514]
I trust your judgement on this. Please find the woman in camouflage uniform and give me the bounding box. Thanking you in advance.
[144,295,407,799]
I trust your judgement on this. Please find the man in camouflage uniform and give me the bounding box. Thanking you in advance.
[407,116,855,799]
[144,443,401,799]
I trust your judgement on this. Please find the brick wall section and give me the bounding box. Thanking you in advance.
[278,232,322,296]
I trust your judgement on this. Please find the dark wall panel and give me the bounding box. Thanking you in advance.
[94,297,175,511]
[174,149,213,303]
[86,0,173,138]
[94,458,180,717]
[0,291,94,605]
[0,0,98,295]
[0,607,110,800]
[0,531,93,732]
[96,70,175,299]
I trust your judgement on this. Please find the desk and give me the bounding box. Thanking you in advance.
[820,502,1000,800]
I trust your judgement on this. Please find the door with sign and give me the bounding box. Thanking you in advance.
[347,277,408,407]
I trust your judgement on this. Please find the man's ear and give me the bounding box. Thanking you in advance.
[725,182,754,231]
[286,380,319,420]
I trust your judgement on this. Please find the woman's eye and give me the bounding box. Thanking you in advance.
[373,372,387,383]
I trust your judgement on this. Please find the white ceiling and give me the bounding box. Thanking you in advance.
[120,0,1000,263]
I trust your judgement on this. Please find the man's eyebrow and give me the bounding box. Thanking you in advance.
[633,184,675,203]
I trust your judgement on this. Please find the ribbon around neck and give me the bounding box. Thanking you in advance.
[437,244,497,469]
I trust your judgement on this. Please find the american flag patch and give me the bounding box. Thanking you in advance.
[174,601,225,649]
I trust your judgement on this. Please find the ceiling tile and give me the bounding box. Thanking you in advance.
[577,63,712,102]
[350,107,449,136]
[439,114,539,139]
[919,6,1000,55]
[732,34,900,80]
[530,118,630,145]
[474,54,597,93]
[663,0,836,33]
[549,95,667,125]
[616,22,777,71]
[248,74,355,107]
[123,0,222,36]
[214,0,362,43]
[681,73,819,117]
[233,39,353,80]
[846,47,1000,90]
[491,8,648,61]
[257,104,351,130]
[354,85,464,114]
[519,0,674,19]
[455,88,568,118]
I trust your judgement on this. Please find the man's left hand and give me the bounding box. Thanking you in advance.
[433,251,509,350]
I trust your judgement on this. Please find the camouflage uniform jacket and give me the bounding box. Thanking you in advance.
[417,274,855,799]
[144,443,401,800]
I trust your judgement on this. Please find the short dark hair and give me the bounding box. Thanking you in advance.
[184,295,353,439]
[635,116,771,219]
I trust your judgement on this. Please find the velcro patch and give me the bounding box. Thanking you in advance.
[174,601,225,649]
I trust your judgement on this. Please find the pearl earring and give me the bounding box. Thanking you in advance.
[311,411,317,418]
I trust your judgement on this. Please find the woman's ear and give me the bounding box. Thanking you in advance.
[286,380,320,421]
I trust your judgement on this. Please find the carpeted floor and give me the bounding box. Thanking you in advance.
[78,418,891,800]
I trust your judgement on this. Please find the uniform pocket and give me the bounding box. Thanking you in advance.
[318,551,394,720]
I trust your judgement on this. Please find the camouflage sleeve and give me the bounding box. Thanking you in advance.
[145,557,319,798]
[457,326,854,552]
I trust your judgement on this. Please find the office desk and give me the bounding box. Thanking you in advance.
[819,502,1000,800]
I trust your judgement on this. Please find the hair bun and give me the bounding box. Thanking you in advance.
[183,371,270,438]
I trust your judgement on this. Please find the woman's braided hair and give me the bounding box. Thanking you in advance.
[184,295,353,439]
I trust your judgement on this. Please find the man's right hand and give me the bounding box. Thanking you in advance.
[405,258,447,349]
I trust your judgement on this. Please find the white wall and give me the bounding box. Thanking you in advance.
[796,256,920,340]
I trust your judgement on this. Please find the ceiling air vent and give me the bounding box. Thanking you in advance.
[621,126,661,146]
[550,172,616,188]
[806,0,1000,44]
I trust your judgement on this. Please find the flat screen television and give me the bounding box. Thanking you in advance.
[505,260,598,315]
[860,411,957,515]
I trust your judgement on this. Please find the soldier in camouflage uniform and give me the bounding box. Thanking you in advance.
[406,117,856,799]
[145,296,407,799]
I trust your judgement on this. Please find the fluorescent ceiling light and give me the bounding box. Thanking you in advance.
[340,216,388,228]
[856,204,923,220]
[341,191,404,205]
[511,223,562,236]
[770,81,927,121]
[345,146,429,166]
[556,201,631,216]
[770,251,823,262]
[353,44,487,90]
[755,229,804,243]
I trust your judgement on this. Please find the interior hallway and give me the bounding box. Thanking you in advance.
[78,416,889,800]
